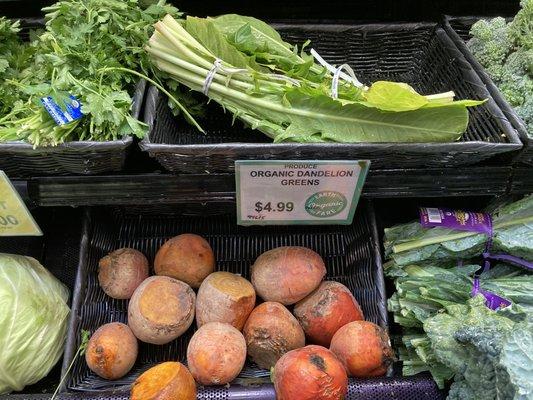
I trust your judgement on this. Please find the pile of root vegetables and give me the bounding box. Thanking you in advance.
[85,235,393,400]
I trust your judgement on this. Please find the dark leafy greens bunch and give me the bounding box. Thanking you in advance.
[468,0,533,137]
[389,262,533,387]
[427,298,532,400]
[384,195,533,274]
[147,14,484,143]
[389,263,533,329]
[389,263,532,398]
[0,0,192,146]
[385,195,533,398]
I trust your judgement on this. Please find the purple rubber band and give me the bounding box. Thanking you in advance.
[471,276,512,310]
[483,252,533,270]
[482,214,493,272]
[419,207,519,309]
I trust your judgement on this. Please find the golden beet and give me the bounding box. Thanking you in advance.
[196,271,256,330]
[154,234,215,288]
[243,302,305,369]
[330,321,394,377]
[128,276,195,345]
[294,281,364,346]
[251,246,326,305]
[85,322,138,380]
[273,345,348,400]
[187,322,246,385]
[131,362,196,400]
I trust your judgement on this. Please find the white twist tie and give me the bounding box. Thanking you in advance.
[331,63,359,99]
[310,48,368,95]
[203,58,222,95]
[202,59,301,95]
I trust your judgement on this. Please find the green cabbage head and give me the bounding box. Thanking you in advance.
[0,253,70,394]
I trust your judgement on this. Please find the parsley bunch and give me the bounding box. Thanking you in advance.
[0,0,195,146]
[0,18,37,120]
[0,18,22,116]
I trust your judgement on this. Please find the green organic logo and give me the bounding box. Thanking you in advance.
[305,191,347,218]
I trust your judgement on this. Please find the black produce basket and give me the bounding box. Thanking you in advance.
[0,80,146,178]
[140,22,522,174]
[444,16,532,166]
[0,208,84,397]
[59,200,429,399]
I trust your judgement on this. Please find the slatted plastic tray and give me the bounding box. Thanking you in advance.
[1,373,444,400]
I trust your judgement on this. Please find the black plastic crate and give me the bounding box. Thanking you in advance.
[0,80,146,178]
[62,201,393,394]
[444,16,532,166]
[0,207,84,396]
[140,22,522,174]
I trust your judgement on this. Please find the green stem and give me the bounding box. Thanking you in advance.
[162,15,213,58]
[392,215,533,253]
[148,46,268,94]
[151,22,319,90]
[425,91,455,103]
[98,66,204,133]
[50,346,81,400]
[148,42,294,92]
[155,21,213,70]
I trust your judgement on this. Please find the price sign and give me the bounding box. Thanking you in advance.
[0,171,42,236]
[236,160,369,225]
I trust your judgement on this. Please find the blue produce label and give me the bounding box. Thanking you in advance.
[40,94,83,125]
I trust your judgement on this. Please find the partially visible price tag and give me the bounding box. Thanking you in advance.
[40,93,83,126]
[0,171,42,236]
[236,160,370,226]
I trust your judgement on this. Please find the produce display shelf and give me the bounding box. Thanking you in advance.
[0,2,529,400]
[10,166,525,207]
[2,199,490,400]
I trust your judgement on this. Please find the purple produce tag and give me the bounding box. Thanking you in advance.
[471,278,512,310]
[420,207,492,235]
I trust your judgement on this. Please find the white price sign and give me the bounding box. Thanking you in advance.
[236,160,370,225]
